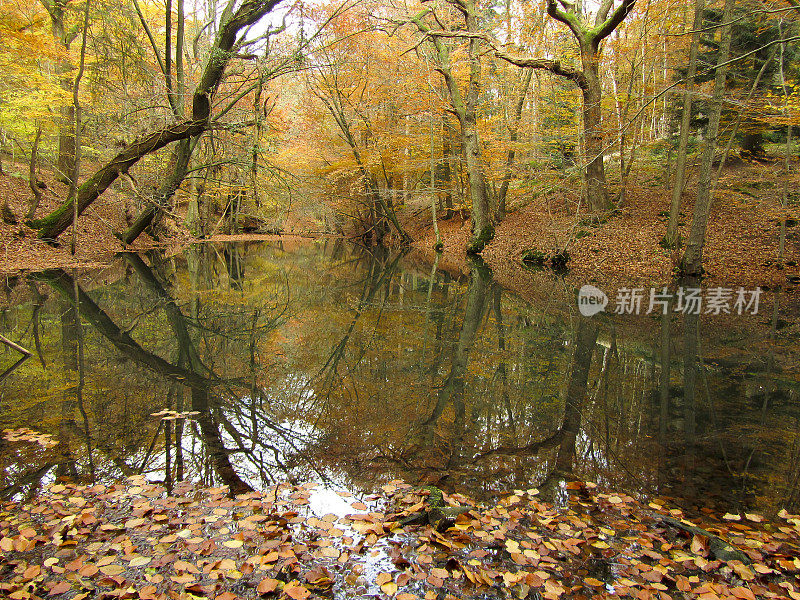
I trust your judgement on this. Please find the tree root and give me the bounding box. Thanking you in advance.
[656,514,751,565]
[399,486,474,532]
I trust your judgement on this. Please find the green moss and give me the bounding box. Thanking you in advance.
[466,223,494,255]
[521,249,548,266]
[28,200,72,235]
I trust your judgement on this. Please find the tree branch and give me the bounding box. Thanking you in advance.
[547,0,584,42]
[592,0,636,44]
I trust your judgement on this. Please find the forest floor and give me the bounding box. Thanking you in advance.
[405,158,800,296]
[0,162,183,274]
[2,474,800,600]
[1,156,798,296]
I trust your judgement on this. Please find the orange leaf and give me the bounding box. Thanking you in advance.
[258,578,280,594]
[78,564,98,577]
[283,581,310,600]
[730,587,756,600]
[23,565,41,579]
[48,582,72,596]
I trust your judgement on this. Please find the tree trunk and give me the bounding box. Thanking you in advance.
[41,2,78,184]
[121,137,193,244]
[681,0,734,276]
[30,0,282,241]
[412,5,493,254]
[26,126,43,220]
[664,0,703,248]
[441,115,455,218]
[581,45,611,212]
[463,9,493,254]
[497,68,533,221]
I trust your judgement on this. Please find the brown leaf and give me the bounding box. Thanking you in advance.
[283,581,310,600]
[257,577,281,594]
[99,564,125,577]
[23,565,41,580]
[730,587,756,600]
[690,534,708,556]
[48,582,72,596]
[78,564,98,577]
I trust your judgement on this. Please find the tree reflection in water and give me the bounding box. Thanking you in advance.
[0,241,798,514]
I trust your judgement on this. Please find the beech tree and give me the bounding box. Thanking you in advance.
[681,0,735,276]
[409,0,495,254]
[496,0,636,212]
[28,0,284,240]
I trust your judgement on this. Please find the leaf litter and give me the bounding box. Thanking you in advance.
[0,477,799,600]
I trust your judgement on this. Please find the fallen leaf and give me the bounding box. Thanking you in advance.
[381,582,399,595]
[284,581,310,600]
[258,578,281,594]
[48,582,72,595]
[99,564,125,576]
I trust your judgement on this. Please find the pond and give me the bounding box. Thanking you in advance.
[1,239,799,517]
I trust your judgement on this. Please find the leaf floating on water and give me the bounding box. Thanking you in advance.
[99,564,125,577]
[283,581,311,600]
[48,581,72,595]
[744,513,764,523]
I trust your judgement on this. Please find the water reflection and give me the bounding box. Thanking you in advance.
[1,241,798,516]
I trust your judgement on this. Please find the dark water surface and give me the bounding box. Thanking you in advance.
[1,239,799,516]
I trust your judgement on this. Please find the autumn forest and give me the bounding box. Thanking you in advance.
[2,0,800,599]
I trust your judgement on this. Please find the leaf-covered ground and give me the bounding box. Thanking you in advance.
[2,477,800,600]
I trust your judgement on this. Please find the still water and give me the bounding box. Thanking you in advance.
[1,239,798,516]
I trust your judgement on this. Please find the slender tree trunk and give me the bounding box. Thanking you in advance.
[778,25,791,262]
[665,1,702,247]
[681,0,734,275]
[497,68,533,221]
[27,126,43,220]
[441,115,455,218]
[430,89,442,251]
[70,0,90,255]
